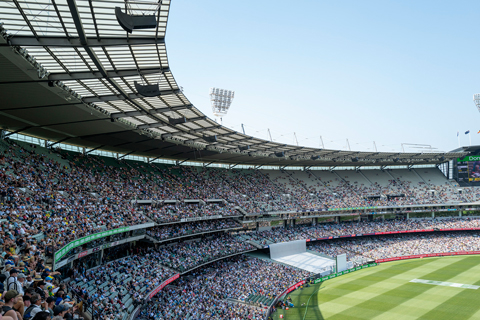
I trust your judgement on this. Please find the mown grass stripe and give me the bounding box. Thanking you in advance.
[371,257,480,319]
[313,257,443,317]
[325,256,480,320]
[311,258,440,306]
[415,271,480,319]
[275,256,480,320]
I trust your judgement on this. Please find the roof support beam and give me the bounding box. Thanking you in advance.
[47,137,71,148]
[82,89,181,103]
[66,0,175,134]
[118,151,135,160]
[186,131,237,143]
[4,36,165,47]
[85,145,105,154]
[147,155,164,163]
[113,138,153,148]
[176,159,189,165]
[3,127,32,137]
[137,123,168,130]
[49,67,170,82]
[162,125,222,139]
[110,105,193,119]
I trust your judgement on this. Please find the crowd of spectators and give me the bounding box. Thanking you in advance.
[69,248,175,320]
[0,222,83,320]
[145,202,240,224]
[5,137,480,320]
[248,218,480,245]
[309,232,480,262]
[156,235,254,272]
[0,139,149,254]
[146,220,241,241]
[139,255,311,320]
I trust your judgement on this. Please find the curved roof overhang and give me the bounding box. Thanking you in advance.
[0,0,468,167]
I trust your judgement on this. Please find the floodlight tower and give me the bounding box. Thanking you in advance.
[474,94,480,112]
[210,88,235,123]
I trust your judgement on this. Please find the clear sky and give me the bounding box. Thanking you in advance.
[165,0,480,153]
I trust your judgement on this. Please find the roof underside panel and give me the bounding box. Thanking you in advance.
[0,0,469,166]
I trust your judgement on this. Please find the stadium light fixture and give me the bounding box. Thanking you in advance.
[204,135,218,143]
[474,94,480,112]
[115,7,157,33]
[210,88,235,118]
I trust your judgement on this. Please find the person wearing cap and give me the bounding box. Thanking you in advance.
[3,264,13,278]
[60,303,74,320]
[31,311,51,320]
[52,304,69,319]
[6,268,19,292]
[34,281,47,300]
[15,273,26,295]
[2,290,23,320]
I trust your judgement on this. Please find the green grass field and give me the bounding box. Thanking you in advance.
[273,255,480,320]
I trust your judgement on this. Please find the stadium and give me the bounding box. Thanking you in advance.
[1,1,480,320]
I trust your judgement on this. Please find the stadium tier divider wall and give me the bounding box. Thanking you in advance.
[53,222,154,269]
[269,240,306,259]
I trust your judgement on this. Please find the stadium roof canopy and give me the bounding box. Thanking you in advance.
[0,0,468,167]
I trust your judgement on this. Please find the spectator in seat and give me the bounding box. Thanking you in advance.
[32,311,51,320]
[45,297,56,317]
[2,290,23,320]
[52,304,69,319]
[27,294,43,319]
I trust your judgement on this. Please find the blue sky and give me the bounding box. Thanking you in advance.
[165,1,480,153]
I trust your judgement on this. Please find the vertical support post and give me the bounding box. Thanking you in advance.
[241,124,245,135]
[268,129,273,141]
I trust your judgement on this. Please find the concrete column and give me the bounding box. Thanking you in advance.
[407,213,409,219]
[459,211,462,217]
[432,212,435,219]
[256,222,259,231]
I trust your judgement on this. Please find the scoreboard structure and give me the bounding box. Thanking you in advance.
[454,155,480,187]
